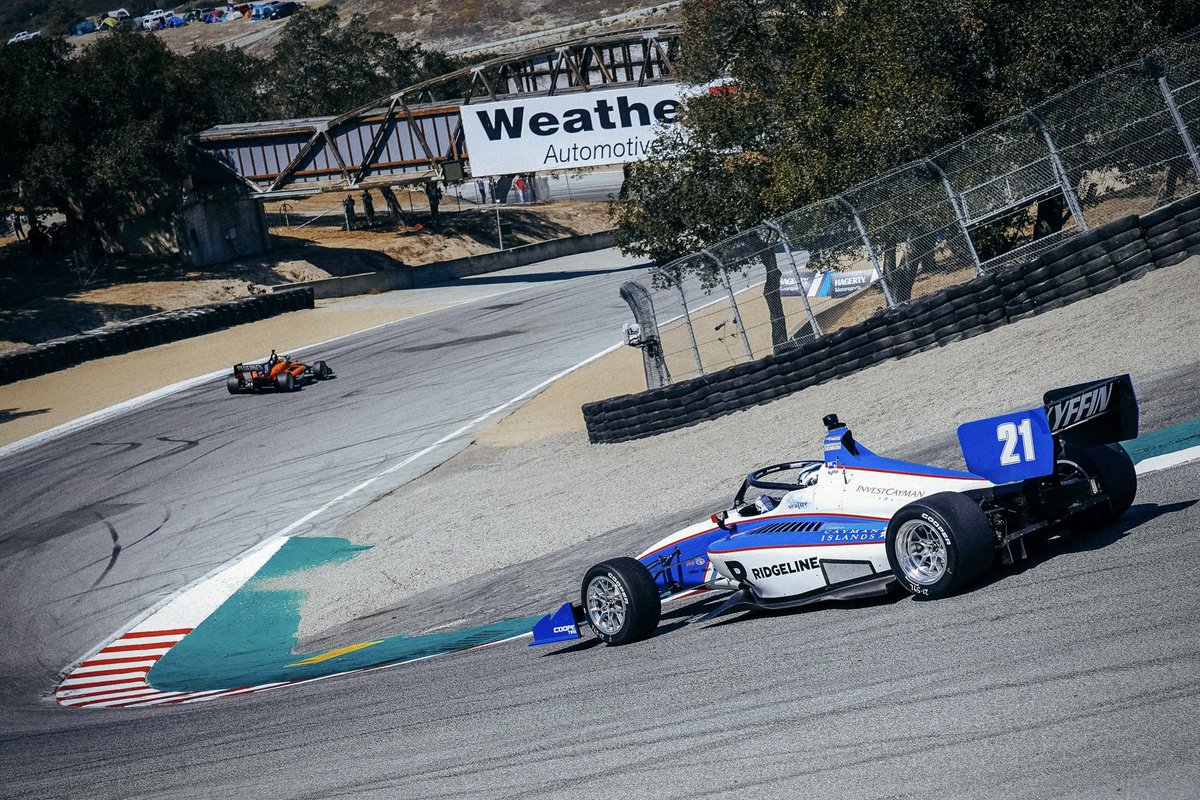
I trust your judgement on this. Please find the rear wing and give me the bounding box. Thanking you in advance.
[958,374,1138,485]
[1043,373,1138,448]
[234,362,268,374]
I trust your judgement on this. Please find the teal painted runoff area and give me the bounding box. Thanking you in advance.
[1121,417,1200,463]
[149,537,539,692]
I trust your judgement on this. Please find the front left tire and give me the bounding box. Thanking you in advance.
[580,557,661,645]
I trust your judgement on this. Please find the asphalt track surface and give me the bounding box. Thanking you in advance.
[2,259,1198,798]
[0,250,643,718]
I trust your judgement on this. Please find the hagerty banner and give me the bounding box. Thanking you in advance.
[780,268,880,299]
[460,84,687,176]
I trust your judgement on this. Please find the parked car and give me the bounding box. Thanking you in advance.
[270,1,300,18]
[250,1,281,19]
[7,31,42,44]
[140,9,174,29]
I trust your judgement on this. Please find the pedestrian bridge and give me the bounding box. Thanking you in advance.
[192,26,681,196]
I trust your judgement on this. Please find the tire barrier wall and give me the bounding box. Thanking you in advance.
[0,288,315,388]
[583,193,1200,444]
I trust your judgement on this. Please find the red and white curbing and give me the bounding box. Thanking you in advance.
[54,628,267,709]
[55,536,291,710]
[53,535,530,710]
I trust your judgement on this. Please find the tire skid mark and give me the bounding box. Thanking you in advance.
[89,517,122,589]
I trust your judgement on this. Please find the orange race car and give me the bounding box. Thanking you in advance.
[226,350,334,394]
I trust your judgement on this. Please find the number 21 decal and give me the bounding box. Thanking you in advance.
[997,418,1036,465]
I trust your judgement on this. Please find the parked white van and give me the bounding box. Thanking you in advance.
[141,9,174,29]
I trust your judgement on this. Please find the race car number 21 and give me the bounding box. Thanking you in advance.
[957,406,1053,483]
[997,418,1036,465]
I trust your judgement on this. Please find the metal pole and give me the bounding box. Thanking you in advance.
[927,160,984,275]
[1027,112,1089,231]
[834,196,897,307]
[1147,55,1200,181]
[702,250,755,361]
[762,220,822,337]
[495,206,503,250]
[662,269,704,377]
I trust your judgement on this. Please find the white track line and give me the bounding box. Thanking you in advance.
[274,341,622,538]
[1134,444,1200,474]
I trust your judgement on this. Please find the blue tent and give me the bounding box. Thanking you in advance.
[73,19,97,35]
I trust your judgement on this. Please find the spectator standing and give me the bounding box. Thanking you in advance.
[11,212,25,241]
[515,175,527,204]
[361,190,376,226]
[475,177,486,204]
[343,194,356,230]
[425,181,442,227]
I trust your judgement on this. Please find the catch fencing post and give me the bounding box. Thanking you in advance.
[1027,111,1089,231]
[1146,55,1200,181]
[701,249,755,361]
[833,196,897,308]
[927,160,984,275]
[657,266,705,377]
[762,219,822,337]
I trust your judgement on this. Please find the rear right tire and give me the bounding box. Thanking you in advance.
[275,372,295,392]
[1059,442,1137,528]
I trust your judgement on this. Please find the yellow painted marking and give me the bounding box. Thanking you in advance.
[287,640,382,667]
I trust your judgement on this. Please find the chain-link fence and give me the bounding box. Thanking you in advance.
[624,29,1200,383]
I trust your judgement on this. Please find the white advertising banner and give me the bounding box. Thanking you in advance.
[460,84,686,176]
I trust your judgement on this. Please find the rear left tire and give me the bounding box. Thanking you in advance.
[275,372,295,392]
[226,376,241,395]
[886,492,994,599]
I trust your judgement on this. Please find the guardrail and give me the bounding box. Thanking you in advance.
[582,192,1200,443]
[0,288,315,387]
[271,230,616,298]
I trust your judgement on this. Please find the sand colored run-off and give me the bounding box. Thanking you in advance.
[0,299,446,448]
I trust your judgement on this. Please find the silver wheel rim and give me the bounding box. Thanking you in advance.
[586,575,626,636]
[895,519,948,586]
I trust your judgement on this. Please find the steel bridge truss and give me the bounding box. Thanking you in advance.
[192,25,682,195]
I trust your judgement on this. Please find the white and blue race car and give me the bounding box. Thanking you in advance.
[532,374,1139,647]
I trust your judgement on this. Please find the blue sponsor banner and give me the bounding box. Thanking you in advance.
[779,267,880,298]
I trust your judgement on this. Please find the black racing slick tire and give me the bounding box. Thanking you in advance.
[275,372,295,392]
[580,557,661,646]
[226,376,241,395]
[1060,442,1137,528]
[886,492,994,599]
[313,360,331,380]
